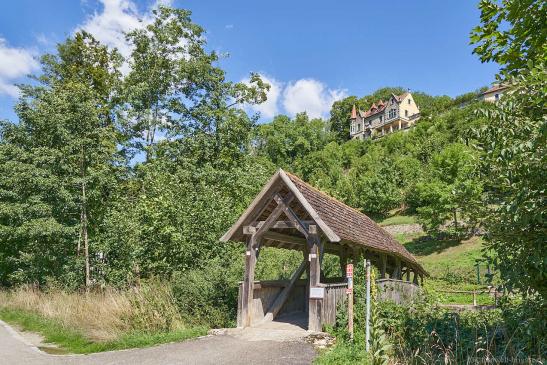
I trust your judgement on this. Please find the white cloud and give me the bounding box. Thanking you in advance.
[282,78,347,119]
[0,38,39,97]
[242,73,282,119]
[77,0,172,61]
[225,24,234,30]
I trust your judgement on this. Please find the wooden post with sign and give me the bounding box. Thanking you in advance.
[308,225,322,332]
[346,263,354,341]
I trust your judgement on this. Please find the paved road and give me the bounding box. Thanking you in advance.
[0,320,317,365]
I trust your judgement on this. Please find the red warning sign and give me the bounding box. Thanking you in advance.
[346,264,353,278]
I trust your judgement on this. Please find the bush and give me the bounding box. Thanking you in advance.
[376,296,545,364]
[171,254,242,328]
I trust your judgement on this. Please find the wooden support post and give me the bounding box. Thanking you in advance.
[303,246,310,314]
[392,257,401,280]
[406,266,411,282]
[339,248,347,277]
[242,231,259,327]
[308,226,322,332]
[413,269,419,285]
[381,254,387,279]
[420,274,424,286]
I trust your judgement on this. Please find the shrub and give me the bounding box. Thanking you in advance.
[171,255,242,328]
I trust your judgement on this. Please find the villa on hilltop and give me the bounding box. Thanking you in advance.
[479,84,509,103]
[350,92,420,140]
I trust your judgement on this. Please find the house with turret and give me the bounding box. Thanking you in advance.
[350,92,420,140]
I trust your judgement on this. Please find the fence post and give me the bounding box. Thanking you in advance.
[473,290,477,306]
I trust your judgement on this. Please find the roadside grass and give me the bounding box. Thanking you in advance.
[314,341,370,365]
[0,283,209,354]
[0,307,207,354]
[378,215,417,227]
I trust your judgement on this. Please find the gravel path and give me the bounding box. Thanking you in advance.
[0,320,317,365]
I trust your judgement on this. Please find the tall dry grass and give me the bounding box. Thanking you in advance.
[0,281,183,341]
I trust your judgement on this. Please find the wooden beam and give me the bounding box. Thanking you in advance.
[308,227,322,332]
[381,254,387,279]
[279,170,340,242]
[303,245,310,314]
[254,220,314,229]
[252,192,294,239]
[221,170,284,242]
[392,257,401,280]
[263,231,306,246]
[274,194,309,238]
[261,259,307,323]
[339,247,348,277]
[241,233,259,327]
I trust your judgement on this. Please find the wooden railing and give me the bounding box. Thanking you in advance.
[236,279,347,328]
[437,287,502,307]
[376,279,422,304]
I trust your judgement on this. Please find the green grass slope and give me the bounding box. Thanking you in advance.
[389,220,496,305]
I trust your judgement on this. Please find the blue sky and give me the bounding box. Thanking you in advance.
[0,0,499,121]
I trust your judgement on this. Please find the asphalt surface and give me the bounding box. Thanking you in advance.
[0,320,317,365]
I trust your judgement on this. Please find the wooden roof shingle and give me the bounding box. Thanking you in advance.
[220,169,426,274]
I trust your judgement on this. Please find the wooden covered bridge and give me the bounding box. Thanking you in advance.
[220,169,427,332]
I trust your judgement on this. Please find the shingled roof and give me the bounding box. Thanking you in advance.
[221,169,426,275]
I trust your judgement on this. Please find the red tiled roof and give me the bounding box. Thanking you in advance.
[361,92,409,118]
[481,84,509,95]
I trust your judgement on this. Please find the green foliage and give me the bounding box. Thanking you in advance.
[470,0,546,76]
[415,143,483,235]
[124,6,267,160]
[171,253,243,328]
[314,342,370,365]
[255,113,335,168]
[0,31,124,288]
[471,0,546,298]
[376,295,546,364]
[475,65,546,297]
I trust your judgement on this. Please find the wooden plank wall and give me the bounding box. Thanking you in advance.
[320,283,348,327]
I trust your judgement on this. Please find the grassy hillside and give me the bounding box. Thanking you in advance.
[385,215,496,305]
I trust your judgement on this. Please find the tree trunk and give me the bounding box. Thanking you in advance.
[453,209,458,232]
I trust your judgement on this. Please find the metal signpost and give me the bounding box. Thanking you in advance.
[365,259,371,352]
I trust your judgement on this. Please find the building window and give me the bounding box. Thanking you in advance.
[495,93,499,100]
[379,115,383,122]
[408,99,411,105]
[388,109,396,119]
[405,110,408,117]
[357,123,361,132]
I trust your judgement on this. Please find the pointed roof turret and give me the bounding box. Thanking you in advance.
[350,104,357,119]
